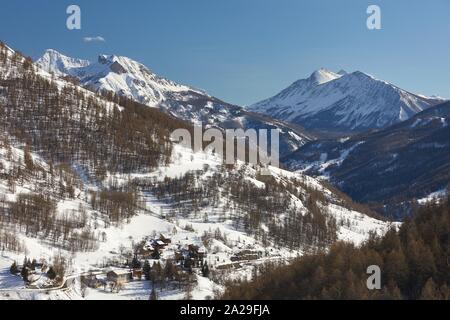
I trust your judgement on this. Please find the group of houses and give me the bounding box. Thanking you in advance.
[134,234,208,271]
[80,233,213,292]
[136,233,172,259]
[174,244,207,270]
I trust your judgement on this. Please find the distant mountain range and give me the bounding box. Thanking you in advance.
[36,49,313,156]
[283,100,450,218]
[36,49,208,107]
[35,49,450,218]
[248,68,445,135]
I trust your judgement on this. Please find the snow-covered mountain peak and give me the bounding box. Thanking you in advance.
[41,48,57,56]
[36,50,205,106]
[349,70,374,79]
[97,54,148,74]
[308,68,342,85]
[248,68,445,133]
[36,49,90,76]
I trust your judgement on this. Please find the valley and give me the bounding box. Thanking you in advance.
[0,41,397,300]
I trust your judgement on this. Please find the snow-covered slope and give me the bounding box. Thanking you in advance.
[248,69,445,133]
[0,140,397,300]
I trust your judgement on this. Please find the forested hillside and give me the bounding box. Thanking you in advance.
[0,42,191,175]
[222,197,450,299]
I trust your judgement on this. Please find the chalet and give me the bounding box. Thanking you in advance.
[230,249,260,262]
[82,274,104,288]
[138,243,155,259]
[175,244,207,269]
[106,270,131,284]
[159,234,172,244]
[216,262,241,270]
[152,239,167,250]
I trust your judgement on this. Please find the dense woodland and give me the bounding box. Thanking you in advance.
[0,42,192,176]
[91,189,138,225]
[0,131,101,251]
[222,197,450,300]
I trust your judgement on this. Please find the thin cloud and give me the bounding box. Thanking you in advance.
[83,36,106,43]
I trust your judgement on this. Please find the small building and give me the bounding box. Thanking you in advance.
[138,243,155,259]
[176,244,207,268]
[106,270,131,284]
[154,240,167,248]
[82,274,104,289]
[230,249,260,262]
[159,234,172,244]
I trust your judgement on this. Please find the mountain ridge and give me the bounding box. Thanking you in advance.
[248,69,446,134]
[35,48,314,156]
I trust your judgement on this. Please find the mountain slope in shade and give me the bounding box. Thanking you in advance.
[36,49,314,156]
[248,69,445,134]
[283,101,450,219]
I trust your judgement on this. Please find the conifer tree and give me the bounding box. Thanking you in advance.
[47,267,57,280]
[10,261,19,274]
[21,266,29,282]
[150,287,158,300]
[143,260,151,280]
[202,261,210,278]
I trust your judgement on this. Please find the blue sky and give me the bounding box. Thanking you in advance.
[1,0,449,105]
